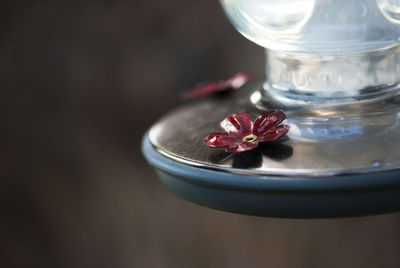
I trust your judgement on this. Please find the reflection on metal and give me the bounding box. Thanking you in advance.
[149,81,400,177]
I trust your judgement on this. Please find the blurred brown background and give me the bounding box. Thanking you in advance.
[1,1,400,267]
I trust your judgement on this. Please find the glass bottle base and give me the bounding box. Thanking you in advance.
[264,44,400,105]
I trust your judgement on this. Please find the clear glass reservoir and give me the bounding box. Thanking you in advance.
[221,0,400,54]
[221,0,400,101]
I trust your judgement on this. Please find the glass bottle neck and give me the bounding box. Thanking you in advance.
[264,45,400,103]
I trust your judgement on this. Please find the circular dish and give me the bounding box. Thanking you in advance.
[142,81,400,218]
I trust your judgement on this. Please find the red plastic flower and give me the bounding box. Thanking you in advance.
[203,110,290,153]
[182,72,254,99]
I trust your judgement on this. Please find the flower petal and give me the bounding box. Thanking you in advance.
[253,110,287,136]
[220,113,253,138]
[259,125,290,142]
[203,132,240,148]
[183,81,228,99]
[182,72,255,99]
[226,72,255,89]
[226,141,259,153]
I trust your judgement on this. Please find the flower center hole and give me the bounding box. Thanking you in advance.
[242,134,258,143]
